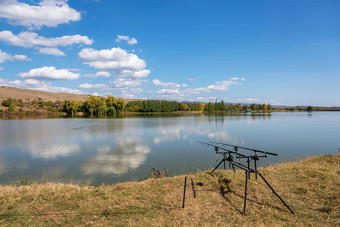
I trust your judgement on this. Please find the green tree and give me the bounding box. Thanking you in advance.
[234,104,242,111]
[8,102,15,112]
[268,104,273,111]
[106,95,117,116]
[64,100,82,117]
[250,103,259,111]
[84,96,99,116]
[179,103,188,111]
[115,97,126,113]
[307,106,313,111]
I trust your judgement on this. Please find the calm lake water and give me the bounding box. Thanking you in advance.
[0,112,339,186]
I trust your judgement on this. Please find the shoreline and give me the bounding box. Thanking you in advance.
[1,109,340,120]
[0,154,339,226]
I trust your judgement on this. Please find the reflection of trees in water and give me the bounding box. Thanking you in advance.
[81,137,150,175]
[204,113,272,122]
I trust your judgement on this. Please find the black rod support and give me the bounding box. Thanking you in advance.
[247,157,250,179]
[257,172,295,214]
[223,154,226,169]
[255,160,258,180]
[243,170,249,215]
[211,158,225,173]
[182,176,187,208]
[191,178,196,198]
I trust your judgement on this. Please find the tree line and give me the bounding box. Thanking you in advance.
[63,96,126,117]
[69,98,272,116]
[1,96,274,116]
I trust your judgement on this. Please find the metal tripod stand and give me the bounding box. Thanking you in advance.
[211,155,295,215]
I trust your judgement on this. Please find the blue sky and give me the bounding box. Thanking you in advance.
[0,0,340,106]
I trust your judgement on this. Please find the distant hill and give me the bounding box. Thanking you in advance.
[0,86,91,102]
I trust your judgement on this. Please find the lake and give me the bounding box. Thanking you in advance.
[0,112,339,186]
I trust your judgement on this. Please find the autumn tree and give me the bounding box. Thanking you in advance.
[64,100,82,117]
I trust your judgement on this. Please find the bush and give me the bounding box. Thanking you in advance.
[8,103,15,112]
[2,98,15,107]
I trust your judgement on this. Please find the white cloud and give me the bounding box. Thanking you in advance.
[206,80,234,91]
[78,47,148,77]
[121,93,136,99]
[189,78,196,81]
[231,77,245,81]
[78,80,146,91]
[234,98,260,103]
[92,92,102,96]
[0,67,3,71]
[153,79,187,89]
[36,47,65,56]
[0,31,93,48]
[79,47,150,90]
[153,77,245,101]
[156,89,181,95]
[0,0,81,30]
[130,88,143,93]
[197,97,217,102]
[120,88,142,99]
[221,97,280,105]
[0,49,30,64]
[78,83,107,89]
[110,78,146,89]
[186,79,243,94]
[115,35,138,45]
[18,66,80,80]
[84,71,111,78]
[67,68,82,72]
[0,78,82,94]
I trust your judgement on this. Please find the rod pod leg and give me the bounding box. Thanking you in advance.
[211,158,226,173]
[243,170,249,215]
[257,172,295,214]
[223,154,226,169]
[255,160,258,179]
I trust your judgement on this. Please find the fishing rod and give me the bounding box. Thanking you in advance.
[201,141,277,179]
[209,141,278,156]
[198,141,246,157]
[199,141,248,170]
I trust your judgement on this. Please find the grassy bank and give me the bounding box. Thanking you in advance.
[0,154,339,226]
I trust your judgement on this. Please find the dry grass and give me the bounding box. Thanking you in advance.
[0,154,339,226]
[0,86,91,103]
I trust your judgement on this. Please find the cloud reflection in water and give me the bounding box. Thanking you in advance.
[153,125,243,145]
[81,137,150,175]
[29,143,81,159]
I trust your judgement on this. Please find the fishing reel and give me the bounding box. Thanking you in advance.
[251,153,259,161]
[226,154,233,162]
